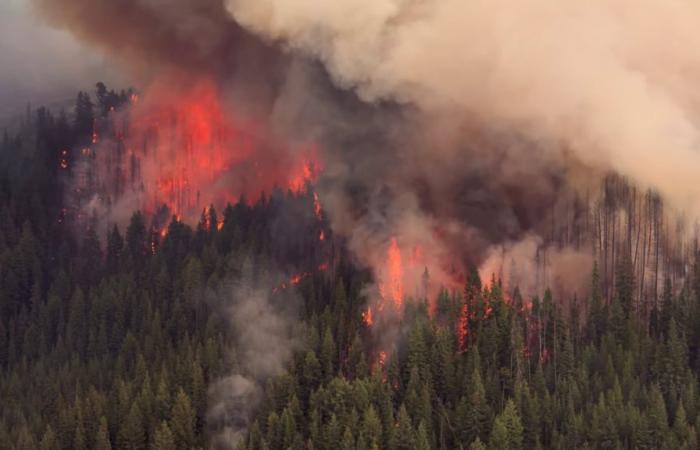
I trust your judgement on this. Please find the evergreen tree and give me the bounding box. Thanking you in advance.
[95,417,112,450]
[393,405,416,450]
[170,389,195,450]
[151,421,176,450]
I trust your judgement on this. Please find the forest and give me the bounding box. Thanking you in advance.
[1,86,700,450]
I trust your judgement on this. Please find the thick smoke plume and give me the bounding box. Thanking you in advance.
[228,0,700,213]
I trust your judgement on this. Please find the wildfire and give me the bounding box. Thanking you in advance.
[409,245,423,265]
[376,351,388,378]
[457,303,468,352]
[59,149,69,170]
[290,272,310,285]
[91,119,99,145]
[362,307,374,327]
[289,158,322,194]
[313,192,323,219]
[381,237,404,310]
[77,78,324,224]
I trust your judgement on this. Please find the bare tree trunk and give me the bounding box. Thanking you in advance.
[654,199,661,301]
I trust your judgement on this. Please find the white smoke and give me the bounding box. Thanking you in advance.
[227,0,700,215]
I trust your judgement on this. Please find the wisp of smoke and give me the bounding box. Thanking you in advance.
[208,269,303,449]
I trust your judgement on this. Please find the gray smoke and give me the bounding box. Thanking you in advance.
[0,0,120,122]
[208,270,303,449]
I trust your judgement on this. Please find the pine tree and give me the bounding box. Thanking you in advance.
[118,402,145,450]
[672,402,691,447]
[615,253,635,319]
[501,399,524,450]
[416,421,431,450]
[340,427,355,450]
[488,418,509,450]
[95,417,112,450]
[456,368,492,445]
[320,327,337,382]
[469,437,486,450]
[393,405,416,450]
[73,406,87,450]
[170,389,195,450]
[359,405,382,450]
[647,384,670,447]
[39,425,57,450]
[151,421,176,450]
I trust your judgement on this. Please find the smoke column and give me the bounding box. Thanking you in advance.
[228,0,700,213]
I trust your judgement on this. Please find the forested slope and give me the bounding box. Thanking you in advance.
[1,91,700,450]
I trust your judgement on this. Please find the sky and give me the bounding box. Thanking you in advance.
[0,0,121,121]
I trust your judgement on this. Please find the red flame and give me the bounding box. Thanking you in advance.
[362,306,374,327]
[288,158,322,194]
[91,119,99,144]
[82,78,323,223]
[313,192,323,219]
[378,351,387,368]
[381,237,404,311]
[290,272,310,285]
[457,303,468,352]
[59,149,69,170]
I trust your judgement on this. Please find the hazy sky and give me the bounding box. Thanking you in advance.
[0,0,122,120]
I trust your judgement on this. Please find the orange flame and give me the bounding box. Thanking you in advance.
[288,159,322,194]
[457,304,468,352]
[313,192,323,219]
[362,307,374,327]
[378,351,387,368]
[384,237,404,310]
[83,78,323,222]
[290,272,310,285]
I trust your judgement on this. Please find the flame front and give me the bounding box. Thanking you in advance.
[73,78,323,226]
[383,237,404,311]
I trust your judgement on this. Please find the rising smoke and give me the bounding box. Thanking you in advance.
[31,0,700,442]
[32,0,700,301]
[207,267,303,449]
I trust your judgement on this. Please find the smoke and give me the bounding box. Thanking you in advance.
[208,269,303,449]
[479,234,593,301]
[227,0,700,214]
[224,0,700,303]
[0,0,121,121]
[30,0,700,443]
[32,0,700,347]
